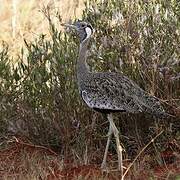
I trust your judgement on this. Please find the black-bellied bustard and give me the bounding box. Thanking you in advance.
[62,20,168,177]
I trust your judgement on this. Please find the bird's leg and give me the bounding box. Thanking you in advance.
[108,114,123,175]
[101,121,113,170]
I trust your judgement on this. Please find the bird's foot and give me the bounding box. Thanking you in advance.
[100,162,109,172]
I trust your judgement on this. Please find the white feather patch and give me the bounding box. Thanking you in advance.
[85,27,92,39]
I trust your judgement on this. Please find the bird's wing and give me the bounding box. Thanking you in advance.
[81,73,145,112]
[81,72,165,115]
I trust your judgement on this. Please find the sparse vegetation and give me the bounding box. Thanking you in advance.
[0,0,179,179]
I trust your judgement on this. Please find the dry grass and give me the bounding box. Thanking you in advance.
[0,0,84,57]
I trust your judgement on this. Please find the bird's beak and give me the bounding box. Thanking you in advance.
[61,23,77,30]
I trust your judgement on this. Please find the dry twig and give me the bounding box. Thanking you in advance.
[10,136,58,156]
[122,130,164,179]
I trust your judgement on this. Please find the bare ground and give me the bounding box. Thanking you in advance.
[0,136,179,180]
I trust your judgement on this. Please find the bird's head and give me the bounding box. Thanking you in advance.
[61,20,93,43]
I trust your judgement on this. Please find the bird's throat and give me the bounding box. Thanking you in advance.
[77,39,90,83]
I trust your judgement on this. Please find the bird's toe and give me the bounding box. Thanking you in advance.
[100,162,109,172]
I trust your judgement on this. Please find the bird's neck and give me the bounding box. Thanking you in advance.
[77,39,90,82]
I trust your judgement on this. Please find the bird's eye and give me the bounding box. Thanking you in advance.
[81,24,86,28]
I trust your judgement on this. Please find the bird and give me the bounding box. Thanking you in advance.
[61,20,168,175]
